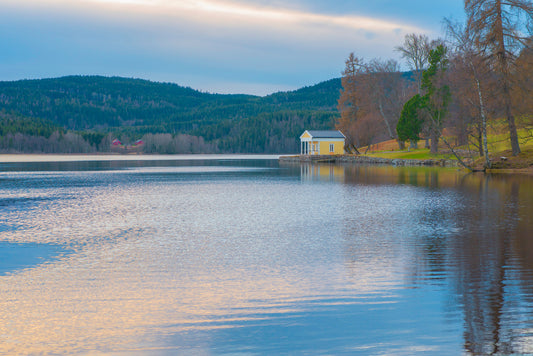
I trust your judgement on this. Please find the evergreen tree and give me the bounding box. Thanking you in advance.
[397,94,423,148]
[421,45,451,154]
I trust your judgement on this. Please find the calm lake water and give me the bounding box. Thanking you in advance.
[1,155,533,355]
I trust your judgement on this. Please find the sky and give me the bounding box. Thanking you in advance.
[0,0,465,95]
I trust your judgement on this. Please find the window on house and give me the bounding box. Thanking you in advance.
[329,144,334,152]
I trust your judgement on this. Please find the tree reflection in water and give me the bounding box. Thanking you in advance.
[334,164,533,355]
[452,175,533,355]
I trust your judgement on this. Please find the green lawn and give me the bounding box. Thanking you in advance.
[365,148,456,160]
[364,126,532,161]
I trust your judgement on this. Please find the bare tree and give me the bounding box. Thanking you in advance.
[446,18,493,169]
[465,0,533,156]
[358,59,412,144]
[355,112,382,151]
[338,53,415,152]
[395,33,434,93]
[513,40,533,142]
[337,53,364,153]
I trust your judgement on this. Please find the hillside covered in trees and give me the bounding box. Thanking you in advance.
[0,76,342,154]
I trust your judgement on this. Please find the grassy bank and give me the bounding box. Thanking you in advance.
[359,127,533,173]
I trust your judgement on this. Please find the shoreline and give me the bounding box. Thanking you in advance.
[279,154,460,168]
[280,154,533,176]
[0,153,281,163]
[485,167,533,176]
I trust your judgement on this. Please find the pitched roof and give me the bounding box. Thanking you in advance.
[306,130,345,138]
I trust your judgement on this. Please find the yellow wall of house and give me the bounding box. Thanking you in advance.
[301,131,311,139]
[319,141,344,155]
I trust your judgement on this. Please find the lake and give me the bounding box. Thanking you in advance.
[1,155,533,355]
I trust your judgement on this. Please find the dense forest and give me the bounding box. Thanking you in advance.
[0,76,341,154]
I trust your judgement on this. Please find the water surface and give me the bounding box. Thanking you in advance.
[1,156,533,355]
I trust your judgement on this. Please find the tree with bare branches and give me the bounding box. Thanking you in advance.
[446,18,494,169]
[465,0,533,156]
[358,59,411,143]
[337,53,365,153]
[513,40,533,142]
[337,54,414,152]
[395,33,434,93]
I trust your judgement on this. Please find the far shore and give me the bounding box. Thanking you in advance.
[0,153,282,163]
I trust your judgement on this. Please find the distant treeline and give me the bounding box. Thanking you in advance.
[0,110,103,153]
[0,76,341,154]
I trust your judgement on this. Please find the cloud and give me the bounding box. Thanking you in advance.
[10,0,426,51]
[85,0,425,35]
[77,0,427,62]
[1,0,432,94]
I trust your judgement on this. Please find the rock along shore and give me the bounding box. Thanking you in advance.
[279,154,459,167]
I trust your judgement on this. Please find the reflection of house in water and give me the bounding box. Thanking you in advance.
[300,163,345,183]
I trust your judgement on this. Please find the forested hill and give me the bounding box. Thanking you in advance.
[0,76,342,153]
